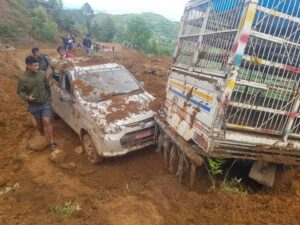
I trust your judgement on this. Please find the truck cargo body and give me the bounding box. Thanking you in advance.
[158,0,300,167]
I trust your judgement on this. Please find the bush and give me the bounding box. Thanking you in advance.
[0,23,19,40]
[30,6,58,43]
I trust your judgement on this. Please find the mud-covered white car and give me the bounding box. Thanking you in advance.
[49,60,156,164]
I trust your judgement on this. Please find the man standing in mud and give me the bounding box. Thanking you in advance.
[17,56,57,150]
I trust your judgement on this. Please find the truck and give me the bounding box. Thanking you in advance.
[155,0,300,187]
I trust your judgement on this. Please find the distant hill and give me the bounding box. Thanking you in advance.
[0,0,180,55]
[67,10,180,55]
[100,12,180,54]
[94,12,180,45]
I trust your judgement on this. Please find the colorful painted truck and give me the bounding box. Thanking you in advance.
[155,0,300,187]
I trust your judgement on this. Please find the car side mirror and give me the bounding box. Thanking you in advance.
[59,93,74,103]
[140,81,145,87]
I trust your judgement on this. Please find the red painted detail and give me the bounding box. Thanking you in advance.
[231,43,238,54]
[135,130,153,139]
[285,111,298,119]
[285,65,300,74]
[240,33,250,43]
[193,132,209,151]
[193,121,205,132]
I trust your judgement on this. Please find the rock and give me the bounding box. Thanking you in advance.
[79,169,95,176]
[144,67,156,75]
[74,146,84,154]
[49,148,66,164]
[27,135,48,151]
[0,180,6,188]
[174,192,181,201]
[60,162,76,170]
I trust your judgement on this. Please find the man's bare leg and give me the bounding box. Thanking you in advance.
[35,119,45,136]
[43,117,54,144]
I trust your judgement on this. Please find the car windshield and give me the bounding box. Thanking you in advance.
[73,67,140,102]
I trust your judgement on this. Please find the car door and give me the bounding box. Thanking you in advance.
[50,72,77,131]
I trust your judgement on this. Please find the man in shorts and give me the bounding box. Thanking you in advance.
[17,56,57,149]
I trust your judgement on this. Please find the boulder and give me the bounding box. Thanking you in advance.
[74,146,84,154]
[27,136,48,151]
[49,148,66,164]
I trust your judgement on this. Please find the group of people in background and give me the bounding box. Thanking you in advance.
[61,34,77,52]
[61,33,93,56]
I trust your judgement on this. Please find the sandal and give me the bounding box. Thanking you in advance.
[48,143,58,150]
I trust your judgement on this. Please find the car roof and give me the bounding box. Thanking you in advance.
[73,63,125,75]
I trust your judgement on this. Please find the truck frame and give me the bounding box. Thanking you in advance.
[155,0,300,187]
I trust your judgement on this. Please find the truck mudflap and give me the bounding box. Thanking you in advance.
[155,115,204,189]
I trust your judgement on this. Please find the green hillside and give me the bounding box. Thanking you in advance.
[67,11,180,55]
[95,12,179,47]
[0,0,180,55]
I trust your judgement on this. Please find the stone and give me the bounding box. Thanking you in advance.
[74,146,84,154]
[60,162,76,170]
[0,180,6,188]
[49,148,66,164]
[27,135,48,151]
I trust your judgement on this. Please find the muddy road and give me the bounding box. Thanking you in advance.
[0,45,300,225]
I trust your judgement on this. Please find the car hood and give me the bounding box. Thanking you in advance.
[81,91,156,127]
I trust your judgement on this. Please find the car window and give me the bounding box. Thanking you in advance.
[59,74,71,94]
[74,68,140,102]
[51,67,60,82]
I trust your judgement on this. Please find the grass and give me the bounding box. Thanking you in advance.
[50,202,81,219]
[205,158,226,192]
[221,177,247,195]
[205,158,247,194]
[12,155,24,165]
[1,183,20,195]
[0,183,21,201]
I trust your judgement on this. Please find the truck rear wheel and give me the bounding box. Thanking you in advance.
[82,133,103,164]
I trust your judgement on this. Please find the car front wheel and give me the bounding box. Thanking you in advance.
[82,133,103,164]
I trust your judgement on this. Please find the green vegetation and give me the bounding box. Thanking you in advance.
[126,16,152,51]
[91,15,116,42]
[205,158,247,194]
[80,2,94,31]
[205,158,226,192]
[30,6,58,42]
[93,12,180,55]
[12,155,24,165]
[2,0,179,55]
[0,183,20,201]
[67,10,180,55]
[51,201,81,219]
[0,23,19,40]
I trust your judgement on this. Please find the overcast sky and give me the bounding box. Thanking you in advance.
[62,0,188,21]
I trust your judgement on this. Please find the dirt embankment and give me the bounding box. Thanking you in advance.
[0,45,300,225]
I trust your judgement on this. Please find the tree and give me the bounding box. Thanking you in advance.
[81,2,94,31]
[30,6,58,42]
[92,16,116,42]
[48,0,63,19]
[59,14,75,31]
[47,0,71,31]
[126,16,152,52]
